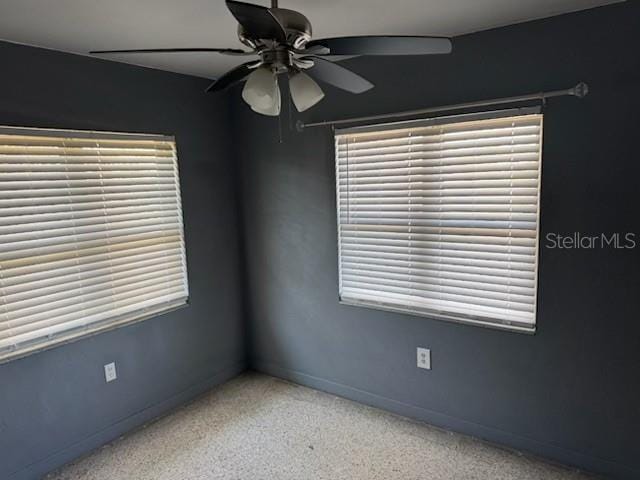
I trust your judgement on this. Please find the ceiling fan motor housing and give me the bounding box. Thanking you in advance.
[260,48,294,73]
[238,8,312,50]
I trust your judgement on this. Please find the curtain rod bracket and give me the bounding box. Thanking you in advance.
[297,82,589,131]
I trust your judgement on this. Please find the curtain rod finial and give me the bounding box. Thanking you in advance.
[571,82,589,98]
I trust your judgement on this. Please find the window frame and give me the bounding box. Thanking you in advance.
[334,108,543,334]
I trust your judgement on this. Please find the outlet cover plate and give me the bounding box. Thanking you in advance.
[104,362,117,382]
[417,347,431,370]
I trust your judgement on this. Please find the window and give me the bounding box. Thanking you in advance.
[335,109,543,332]
[0,126,188,362]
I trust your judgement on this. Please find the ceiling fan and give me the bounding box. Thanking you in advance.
[90,0,453,116]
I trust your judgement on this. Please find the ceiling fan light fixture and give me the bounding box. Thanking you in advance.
[251,84,281,116]
[242,66,281,115]
[289,71,325,112]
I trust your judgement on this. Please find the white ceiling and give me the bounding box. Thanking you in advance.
[0,0,621,79]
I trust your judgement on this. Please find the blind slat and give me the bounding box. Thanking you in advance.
[342,265,535,288]
[2,259,185,299]
[341,252,536,274]
[3,269,186,319]
[0,289,187,351]
[340,256,536,280]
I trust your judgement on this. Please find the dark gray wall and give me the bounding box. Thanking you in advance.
[234,3,640,479]
[0,42,245,479]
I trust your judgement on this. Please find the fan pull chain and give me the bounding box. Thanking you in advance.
[278,106,283,144]
[288,88,293,132]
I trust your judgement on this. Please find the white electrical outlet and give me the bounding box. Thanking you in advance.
[417,347,431,370]
[104,362,117,383]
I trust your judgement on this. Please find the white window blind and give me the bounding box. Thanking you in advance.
[336,110,543,332]
[0,126,189,362]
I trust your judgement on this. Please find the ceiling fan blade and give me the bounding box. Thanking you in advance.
[303,57,373,94]
[297,45,331,56]
[306,36,452,56]
[225,0,287,43]
[294,45,359,62]
[317,55,361,63]
[206,61,260,93]
[90,47,249,55]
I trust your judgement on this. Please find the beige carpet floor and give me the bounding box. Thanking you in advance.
[47,373,595,480]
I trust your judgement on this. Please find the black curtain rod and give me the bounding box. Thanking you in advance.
[296,82,589,131]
